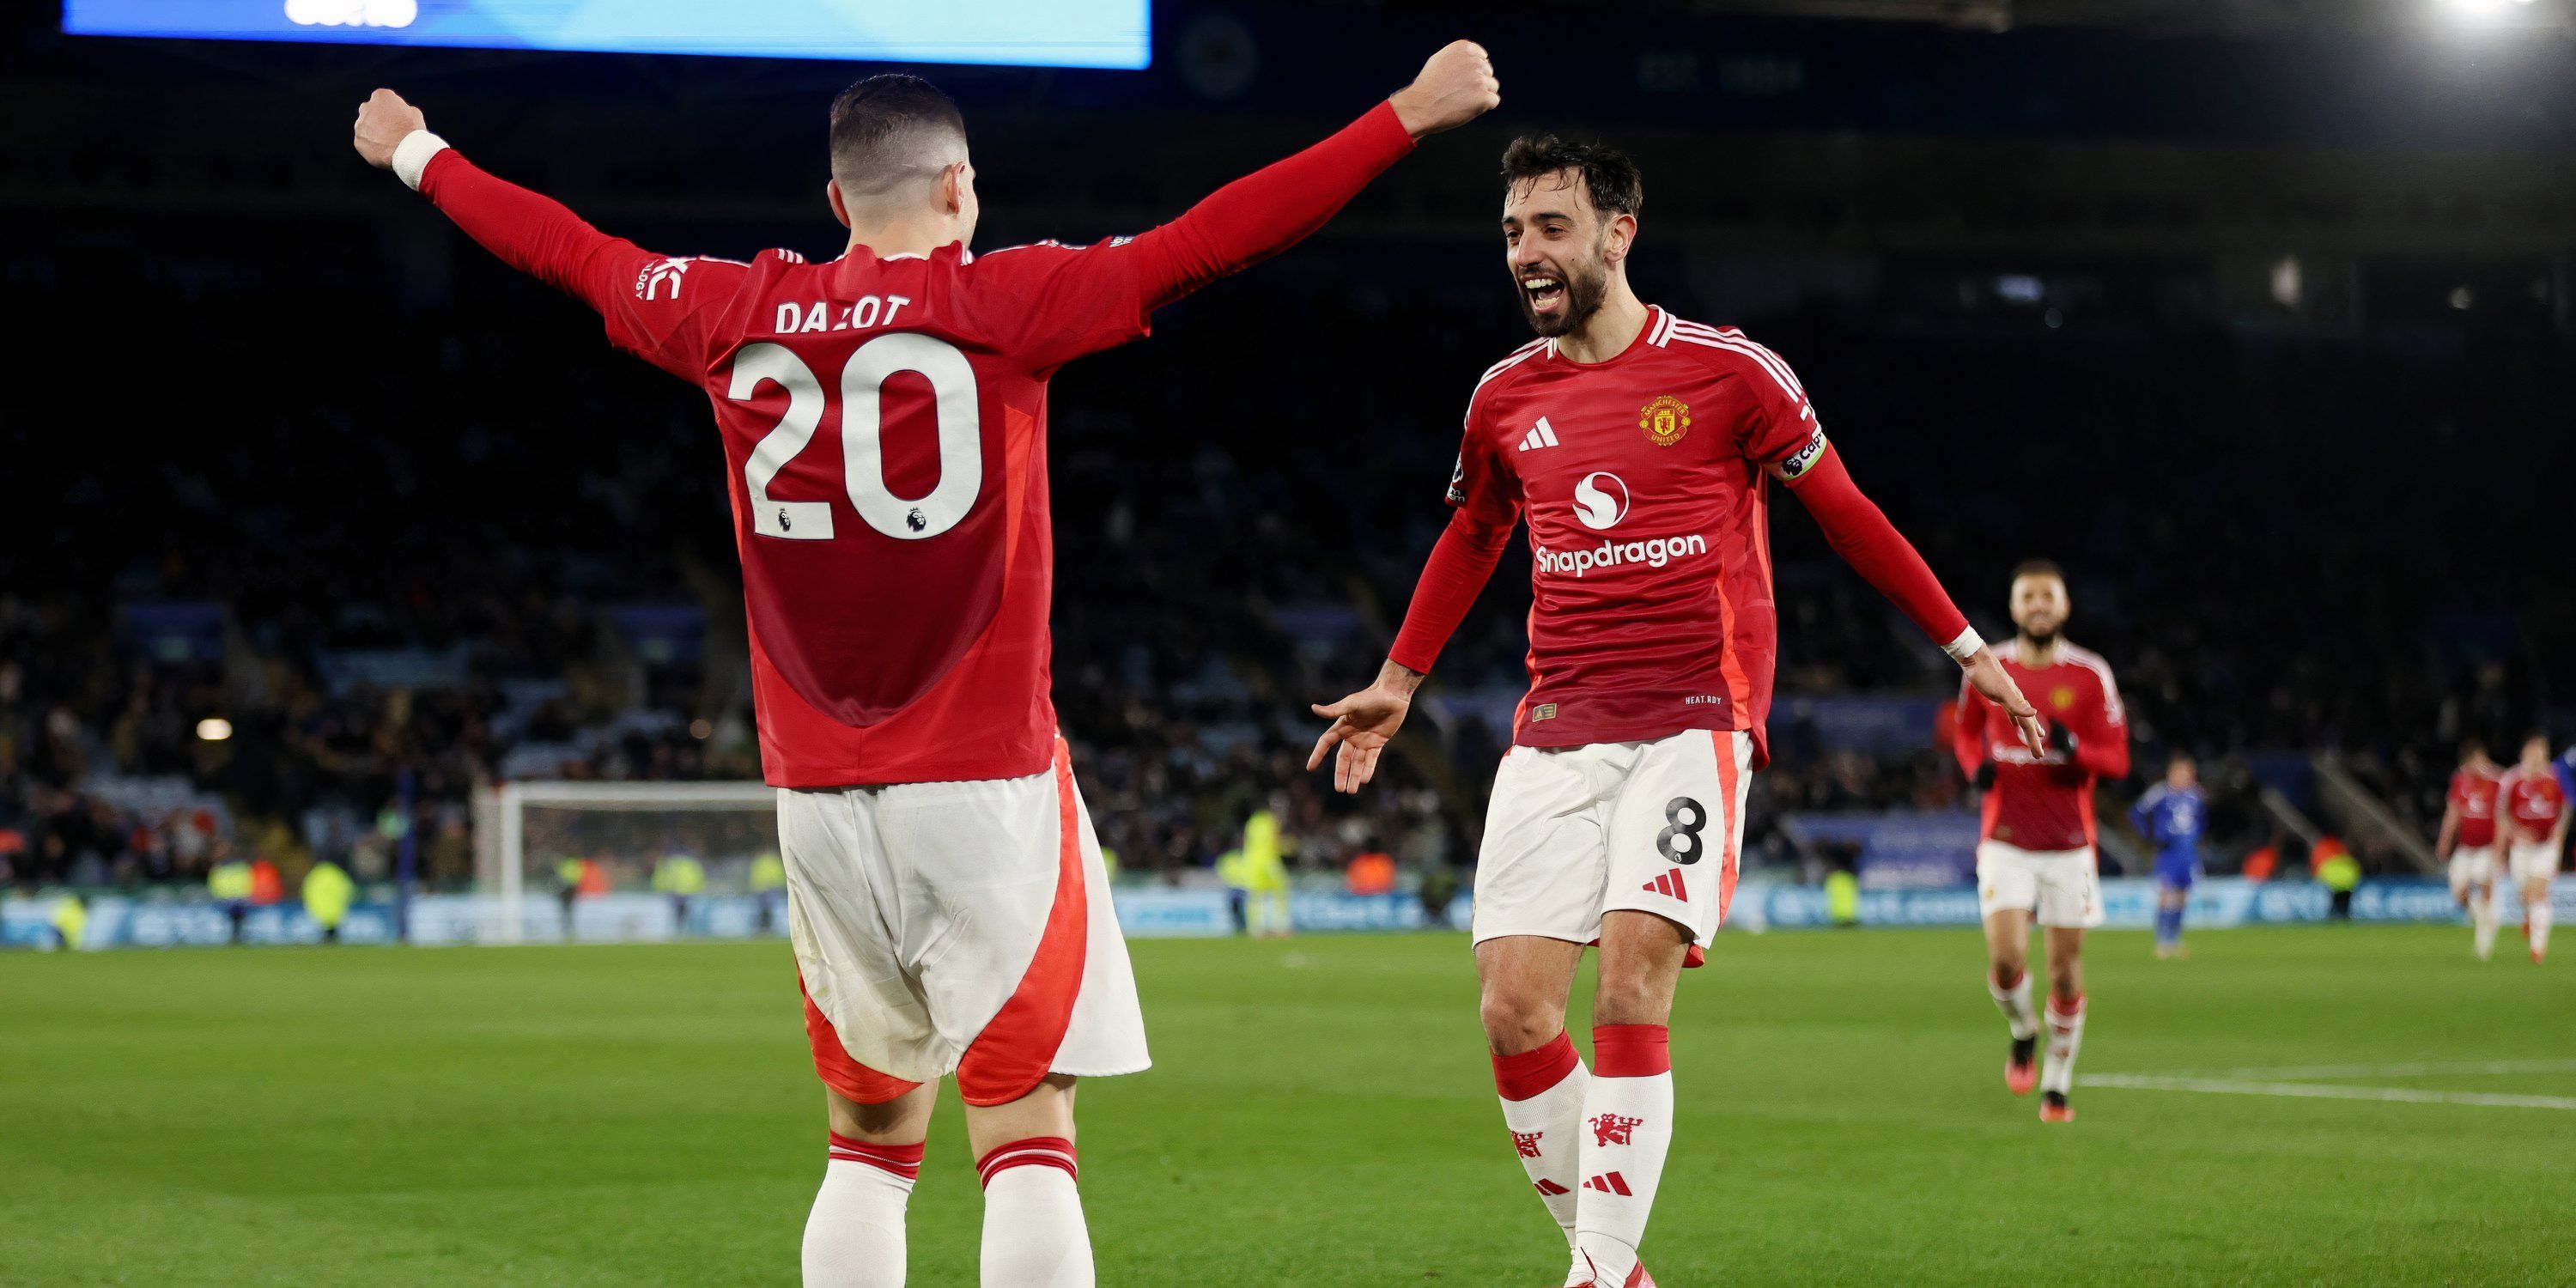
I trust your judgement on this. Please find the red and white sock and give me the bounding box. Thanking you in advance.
[804,1133,920,1287]
[2040,993,2087,1097]
[976,1137,1091,1288]
[1493,1031,1590,1281]
[1988,968,2038,1042]
[1574,1024,1673,1286]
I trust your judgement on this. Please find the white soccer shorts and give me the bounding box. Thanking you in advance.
[2448,845,2500,896]
[2506,841,2561,885]
[1471,729,1753,957]
[1977,841,2106,929]
[779,739,1148,1107]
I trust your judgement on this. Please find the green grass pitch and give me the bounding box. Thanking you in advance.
[3,925,2571,1286]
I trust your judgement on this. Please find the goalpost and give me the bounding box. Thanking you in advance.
[472,781,781,945]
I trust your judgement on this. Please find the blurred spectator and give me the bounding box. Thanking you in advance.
[1346,849,1396,896]
[303,860,355,944]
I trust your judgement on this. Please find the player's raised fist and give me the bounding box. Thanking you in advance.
[352,88,427,170]
[1390,40,1501,139]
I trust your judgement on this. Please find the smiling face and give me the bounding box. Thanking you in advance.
[2010,571,2069,645]
[1503,168,1630,337]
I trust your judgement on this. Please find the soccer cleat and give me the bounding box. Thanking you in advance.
[2039,1091,2075,1122]
[2005,1036,2038,1096]
[1571,1254,1656,1288]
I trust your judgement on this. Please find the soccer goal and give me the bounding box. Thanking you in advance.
[471,781,783,945]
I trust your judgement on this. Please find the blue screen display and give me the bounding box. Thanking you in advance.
[64,0,1151,70]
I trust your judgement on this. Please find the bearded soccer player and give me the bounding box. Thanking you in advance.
[352,48,1498,1288]
[2496,733,2564,963]
[1952,561,2130,1124]
[1304,137,2043,1288]
[2437,738,2507,961]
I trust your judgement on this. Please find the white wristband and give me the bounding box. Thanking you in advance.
[392,131,450,191]
[1941,626,1984,663]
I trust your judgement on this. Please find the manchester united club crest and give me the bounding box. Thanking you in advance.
[1511,1130,1544,1158]
[2050,685,2076,712]
[1589,1113,1643,1147]
[1638,394,1692,446]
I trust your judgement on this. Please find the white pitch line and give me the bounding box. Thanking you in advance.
[2201,1059,2576,1080]
[2082,1074,2576,1112]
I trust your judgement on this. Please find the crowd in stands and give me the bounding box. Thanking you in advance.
[4,195,2567,898]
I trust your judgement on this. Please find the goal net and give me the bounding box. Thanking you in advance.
[469,781,782,945]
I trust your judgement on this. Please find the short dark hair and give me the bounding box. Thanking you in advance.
[1500,134,1643,218]
[828,74,967,193]
[2463,737,2488,759]
[2011,558,2065,584]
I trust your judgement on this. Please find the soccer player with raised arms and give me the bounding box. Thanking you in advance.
[1306,137,2044,1287]
[1953,561,2131,1122]
[353,45,1498,1288]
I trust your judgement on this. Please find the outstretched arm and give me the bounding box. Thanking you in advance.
[1124,41,1498,310]
[1388,508,1514,676]
[1308,507,1513,794]
[1785,443,2044,756]
[354,89,735,375]
[355,89,627,311]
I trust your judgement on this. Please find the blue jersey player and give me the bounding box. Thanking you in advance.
[2130,754,2207,958]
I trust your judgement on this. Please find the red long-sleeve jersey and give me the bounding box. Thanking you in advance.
[1387,310,1972,766]
[2450,766,2505,848]
[1954,642,2131,851]
[405,104,1415,787]
[2500,766,2564,843]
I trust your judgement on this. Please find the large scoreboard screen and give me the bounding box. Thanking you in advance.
[64,0,1151,70]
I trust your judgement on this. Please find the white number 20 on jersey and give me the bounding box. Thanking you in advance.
[727,332,981,542]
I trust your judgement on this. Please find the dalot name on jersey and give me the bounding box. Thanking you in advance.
[773,294,915,335]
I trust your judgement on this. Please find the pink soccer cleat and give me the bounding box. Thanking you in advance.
[1572,1255,1656,1287]
[2005,1036,2038,1097]
[2039,1091,2075,1122]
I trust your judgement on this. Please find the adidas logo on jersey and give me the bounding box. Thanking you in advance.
[1643,870,1689,900]
[1517,417,1562,452]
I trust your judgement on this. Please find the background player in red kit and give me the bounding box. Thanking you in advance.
[1305,137,2044,1288]
[1953,561,2129,1123]
[2437,738,2507,961]
[352,47,1499,1288]
[2495,734,2563,963]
